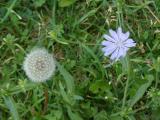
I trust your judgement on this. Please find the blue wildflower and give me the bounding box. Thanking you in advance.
[102,27,136,61]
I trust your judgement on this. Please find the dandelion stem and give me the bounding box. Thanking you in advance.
[42,88,48,115]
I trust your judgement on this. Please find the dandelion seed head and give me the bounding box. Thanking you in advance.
[23,48,56,82]
[102,27,136,61]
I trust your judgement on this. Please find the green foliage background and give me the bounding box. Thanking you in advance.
[0,0,160,120]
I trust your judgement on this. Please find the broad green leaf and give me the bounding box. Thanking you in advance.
[54,110,63,120]
[59,0,76,7]
[94,110,109,120]
[44,110,62,120]
[129,75,154,107]
[56,61,75,93]
[59,82,72,105]
[3,96,20,120]
[110,116,124,120]
[67,106,83,120]
[128,115,136,120]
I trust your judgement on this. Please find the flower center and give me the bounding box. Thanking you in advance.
[115,40,123,47]
[35,60,46,71]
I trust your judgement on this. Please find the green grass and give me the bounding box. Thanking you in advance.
[0,0,160,119]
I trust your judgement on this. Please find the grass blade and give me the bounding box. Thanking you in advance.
[3,96,20,120]
[0,0,17,24]
[81,43,105,77]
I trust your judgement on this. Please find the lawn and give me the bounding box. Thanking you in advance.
[0,0,160,120]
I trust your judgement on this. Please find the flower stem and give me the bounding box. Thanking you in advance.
[122,56,131,109]
[116,0,124,28]
[155,71,159,88]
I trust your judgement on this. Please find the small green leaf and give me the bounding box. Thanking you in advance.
[33,0,46,7]
[58,0,76,7]
[73,95,84,100]
[48,31,68,45]
[143,31,149,40]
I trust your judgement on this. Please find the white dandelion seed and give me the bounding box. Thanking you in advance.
[101,27,136,61]
[23,48,56,82]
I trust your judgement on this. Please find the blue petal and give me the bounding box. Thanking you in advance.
[124,39,136,47]
[119,31,130,41]
[109,29,119,41]
[101,41,114,47]
[121,46,129,57]
[103,34,116,42]
[116,47,125,59]
[102,45,117,56]
[110,48,119,60]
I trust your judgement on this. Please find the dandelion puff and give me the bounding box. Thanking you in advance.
[23,48,56,82]
[101,27,136,61]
